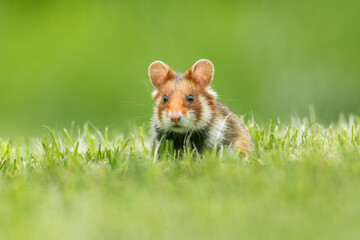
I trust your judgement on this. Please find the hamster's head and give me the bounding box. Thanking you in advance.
[149,59,217,133]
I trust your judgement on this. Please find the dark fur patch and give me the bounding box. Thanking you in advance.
[155,128,210,154]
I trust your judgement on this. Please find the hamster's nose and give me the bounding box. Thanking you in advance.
[171,115,181,122]
[169,111,181,122]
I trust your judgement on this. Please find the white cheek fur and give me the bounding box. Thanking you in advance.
[206,87,218,98]
[197,96,212,128]
[152,90,158,98]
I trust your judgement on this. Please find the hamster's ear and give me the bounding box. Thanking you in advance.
[184,59,214,88]
[148,61,176,88]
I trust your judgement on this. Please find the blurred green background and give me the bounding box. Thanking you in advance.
[1,0,359,137]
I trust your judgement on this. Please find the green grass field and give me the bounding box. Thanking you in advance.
[1,115,360,240]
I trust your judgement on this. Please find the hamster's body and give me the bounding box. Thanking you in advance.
[149,59,252,155]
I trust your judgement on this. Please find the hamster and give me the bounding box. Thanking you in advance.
[149,59,252,156]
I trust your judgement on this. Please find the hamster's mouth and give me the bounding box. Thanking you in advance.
[169,123,188,132]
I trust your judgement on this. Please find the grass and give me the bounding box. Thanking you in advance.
[1,115,360,240]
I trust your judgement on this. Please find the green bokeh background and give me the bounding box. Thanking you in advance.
[1,0,359,137]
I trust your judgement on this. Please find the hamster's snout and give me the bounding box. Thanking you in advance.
[168,111,182,122]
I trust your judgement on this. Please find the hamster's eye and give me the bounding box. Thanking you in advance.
[186,94,194,103]
[163,95,169,103]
